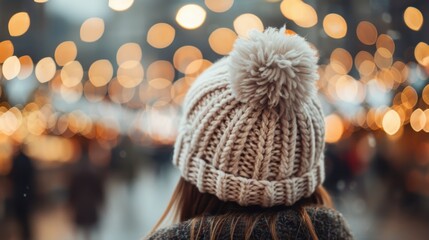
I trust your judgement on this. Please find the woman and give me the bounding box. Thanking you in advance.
[147,27,353,240]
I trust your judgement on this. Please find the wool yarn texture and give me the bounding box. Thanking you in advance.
[173,27,325,207]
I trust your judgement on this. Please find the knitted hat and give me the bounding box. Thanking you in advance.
[173,27,325,207]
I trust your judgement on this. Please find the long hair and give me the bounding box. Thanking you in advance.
[150,177,332,240]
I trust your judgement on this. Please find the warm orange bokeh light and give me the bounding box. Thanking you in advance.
[18,55,34,79]
[382,110,401,135]
[55,41,78,66]
[403,7,423,31]
[61,61,84,87]
[280,0,317,28]
[205,0,234,13]
[80,17,105,42]
[208,28,237,55]
[147,23,175,49]
[2,56,21,80]
[0,40,14,63]
[323,13,347,39]
[173,46,203,73]
[109,0,134,11]
[325,114,344,143]
[176,4,206,30]
[35,57,56,83]
[233,13,264,38]
[356,21,378,45]
[116,43,142,65]
[89,59,114,87]
[117,61,144,88]
[414,42,429,67]
[8,12,30,37]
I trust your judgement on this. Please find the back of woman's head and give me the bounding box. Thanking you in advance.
[150,27,334,240]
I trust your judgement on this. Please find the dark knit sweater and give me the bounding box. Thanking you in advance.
[147,207,353,240]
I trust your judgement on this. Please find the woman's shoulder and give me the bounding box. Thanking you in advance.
[145,221,192,240]
[146,206,353,240]
[275,206,354,240]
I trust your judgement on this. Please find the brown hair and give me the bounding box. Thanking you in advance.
[150,177,332,240]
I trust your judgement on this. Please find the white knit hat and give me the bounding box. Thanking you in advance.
[173,27,325,207]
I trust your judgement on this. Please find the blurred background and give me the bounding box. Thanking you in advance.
[0,0,428,239]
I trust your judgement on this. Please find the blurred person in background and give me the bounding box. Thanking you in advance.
[147,27,353,240]
[68,148,105,240]
[8,145,36,240]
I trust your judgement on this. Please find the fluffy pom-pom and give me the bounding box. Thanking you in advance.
[229,27,319,108]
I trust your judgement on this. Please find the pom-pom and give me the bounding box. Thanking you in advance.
[229,27,319,108]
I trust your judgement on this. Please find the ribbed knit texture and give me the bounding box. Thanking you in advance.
[147,207,354,240]
[173,27,325,207]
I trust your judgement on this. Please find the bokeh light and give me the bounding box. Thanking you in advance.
[175,4,206,30]
[109,78,136,103]
[55,41,78,66]
[330,48,352,74]
[80,17,105,42]
[8,12,31,37]
[60,82,83,103]
[401,86,418,109]
[83,81,107,102]
[205,0,234,13]
[376,34,395,54]
[2,56,21,80]
[117,61,144,88]
[61,61,84,87]
[325,114,344,143]
[208,28,237,55]
[116,43,142,65]
[410,108,425,132]
[108,0,134,11]
[414,42,429,67]
[403,7,423,31]
[382,109,401,135]
[0,40,14,63]
[233,13,264,38]
[89,59,114,87]
[147,61,175,90]
[173,45,203,73]
[280,0,317,28]
[18,55,34,79]
[356,21,377,45]
[147,23,175,49]
[35,57,56,83]
[323,13,347,39]
[184,59,212,79]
